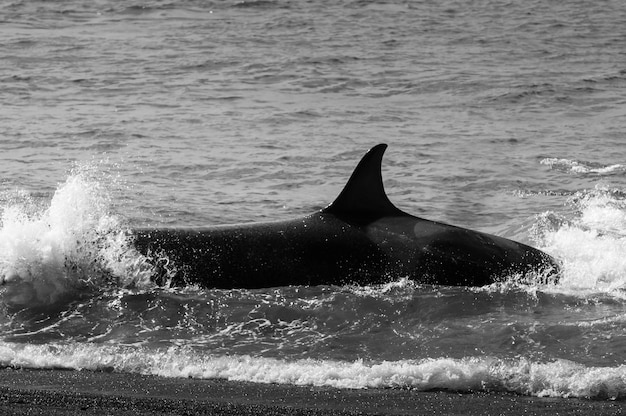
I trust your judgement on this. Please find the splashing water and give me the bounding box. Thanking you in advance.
[535,185,626,297]
[0,165,154,307]
[0,168,625,400]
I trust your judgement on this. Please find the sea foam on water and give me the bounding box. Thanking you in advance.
[0,168,625,400]
[0,342,623,399]
[0,165,153,306]
[535,185,626,298]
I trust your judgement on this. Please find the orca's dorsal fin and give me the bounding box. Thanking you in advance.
[322,144,406,220]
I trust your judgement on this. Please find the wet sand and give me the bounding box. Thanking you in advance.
[0,368,622,415]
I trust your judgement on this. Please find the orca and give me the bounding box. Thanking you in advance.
[132,144,559,288]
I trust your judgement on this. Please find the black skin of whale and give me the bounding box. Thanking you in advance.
[132,144,560,288]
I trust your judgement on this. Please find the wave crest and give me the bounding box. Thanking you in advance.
[0,342,623,399]
[0,165,154,307]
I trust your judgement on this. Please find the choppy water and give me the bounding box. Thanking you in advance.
[1,0,626,400]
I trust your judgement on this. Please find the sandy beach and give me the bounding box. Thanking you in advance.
[0,368,622,415]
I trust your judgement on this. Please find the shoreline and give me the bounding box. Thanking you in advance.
[0,368,623,415]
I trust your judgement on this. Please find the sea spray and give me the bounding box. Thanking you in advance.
[0,164,154,307]
[534,185,626,297]
[0,163,625,402]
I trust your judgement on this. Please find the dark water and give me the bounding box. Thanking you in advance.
[1,0,625,399]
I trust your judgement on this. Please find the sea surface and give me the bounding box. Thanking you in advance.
[1,0,626,400]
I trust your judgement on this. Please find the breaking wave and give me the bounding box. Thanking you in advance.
[533,184,626,298]
[0,165,154,307]
[0,166,625,402]
[0,342,623,399]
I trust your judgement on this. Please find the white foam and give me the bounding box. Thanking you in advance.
[540,158,626,175]
[0,165,154,306]
[533,186,626,298]
[345,277,420,301]
[0,342,623,399]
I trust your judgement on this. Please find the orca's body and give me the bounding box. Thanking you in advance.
[133,144,559,288]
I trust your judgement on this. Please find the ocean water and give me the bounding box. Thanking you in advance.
[1,0,626,400]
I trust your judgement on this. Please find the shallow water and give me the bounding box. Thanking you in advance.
[1,0,625,400]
